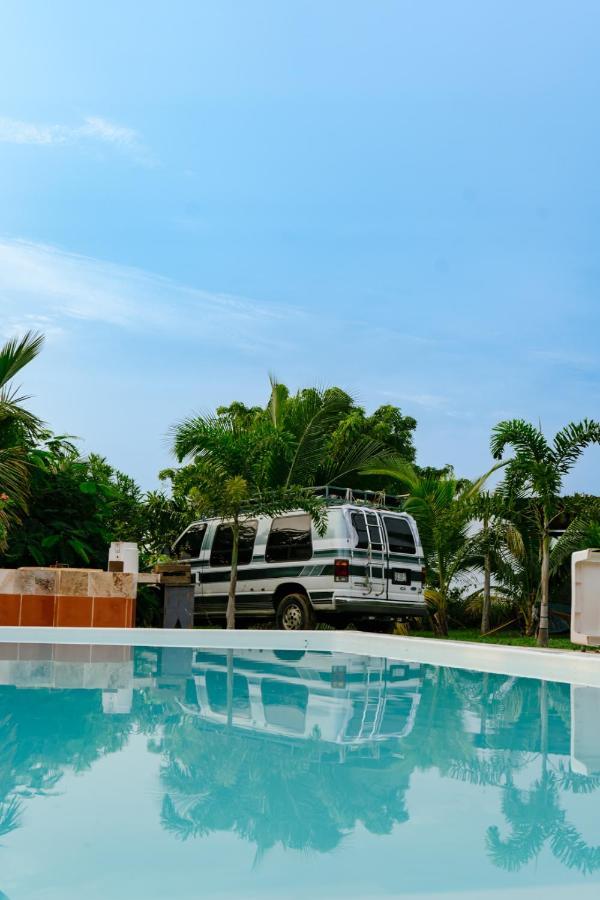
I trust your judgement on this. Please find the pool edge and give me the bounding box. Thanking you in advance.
[0,626,598,687]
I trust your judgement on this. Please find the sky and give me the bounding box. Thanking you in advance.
[1,0,600,491]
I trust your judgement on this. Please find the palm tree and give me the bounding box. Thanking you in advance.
[470,516,541,636]
[0,331,44,545]
[469,491,525,634]
[491,419,600,647]
[361,460,499,634]
[170,379,387,629]
[171,411,326,628]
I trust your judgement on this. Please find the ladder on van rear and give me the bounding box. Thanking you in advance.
[351,509,387,597]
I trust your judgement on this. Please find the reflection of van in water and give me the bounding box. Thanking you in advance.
[173,488,428,630]
[187,649,423,749]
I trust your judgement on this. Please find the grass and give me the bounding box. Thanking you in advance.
[405,627,593,652]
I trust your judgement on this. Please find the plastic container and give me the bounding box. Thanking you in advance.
[571,549,600,646]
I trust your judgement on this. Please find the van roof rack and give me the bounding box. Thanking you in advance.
[312,485,407,510]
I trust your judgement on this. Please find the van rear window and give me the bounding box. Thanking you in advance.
[351,512,369,549]
[384,516,416,555]
[266,515,312,562]
[210,520,258,567]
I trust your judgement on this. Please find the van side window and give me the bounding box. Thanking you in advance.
[206,670,251,719]
[173,523,207,559]
[351,512,369,549]
[384,516,416,554]
[210,520,258,567]
[266,514,313,562]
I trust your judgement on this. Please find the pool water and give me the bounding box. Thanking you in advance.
[0,641,599,899]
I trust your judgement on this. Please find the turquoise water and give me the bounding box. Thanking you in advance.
[0,642,599,899]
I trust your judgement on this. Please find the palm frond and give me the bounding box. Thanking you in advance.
[0,330,44,388]
[491,419,550,464]
[550,516,600,574]
[551,419,600,475]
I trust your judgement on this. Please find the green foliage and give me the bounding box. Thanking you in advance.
[170,399,335,626]
[215,377,417,491]
[361,458,498,634]
[0,433,184,570]
[0,330,45,546]
[491,418,600,646]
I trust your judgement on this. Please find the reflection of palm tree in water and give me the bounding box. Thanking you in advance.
[0,689,133,848]
[486,681,600,874]
[403,667,600,875]
[159,714,410,858]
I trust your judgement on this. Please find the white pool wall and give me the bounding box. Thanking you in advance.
[0,626,599,688]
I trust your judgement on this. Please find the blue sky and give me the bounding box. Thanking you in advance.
[1,1,600,491]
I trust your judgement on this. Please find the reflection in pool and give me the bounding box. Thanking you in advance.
[0,642,599,898]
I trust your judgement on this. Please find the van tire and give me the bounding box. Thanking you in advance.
[276,593,315,631]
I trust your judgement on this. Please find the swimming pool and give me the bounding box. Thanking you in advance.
[0,629,599,899]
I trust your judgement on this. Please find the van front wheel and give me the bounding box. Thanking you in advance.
[276,593,315,631]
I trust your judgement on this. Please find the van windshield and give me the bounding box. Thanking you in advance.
[173,523,207,559]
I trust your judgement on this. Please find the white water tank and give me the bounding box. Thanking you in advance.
[571,549,600,646]
[108,541,139,574]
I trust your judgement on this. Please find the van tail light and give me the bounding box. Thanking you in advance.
[421,566,427,584]
[334,558,350,582]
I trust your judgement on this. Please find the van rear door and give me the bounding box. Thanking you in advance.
[381,515,420,600]
[349,509,386,597]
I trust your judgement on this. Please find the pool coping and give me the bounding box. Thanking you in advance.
[0,626,599,687]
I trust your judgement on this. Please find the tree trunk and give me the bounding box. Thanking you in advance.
[481,513,491,634]
[481,555,491,634]
[226,518,240,630]
[537,527,550,648]
[437,551,449,637]
[437,606,448,637]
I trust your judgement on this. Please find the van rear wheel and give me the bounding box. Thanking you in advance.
[276,593,315,631]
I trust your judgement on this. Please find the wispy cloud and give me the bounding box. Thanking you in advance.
[380,389,450,411]
[529,348,599,373]
[0,115,151,163]
[0,238,301,354]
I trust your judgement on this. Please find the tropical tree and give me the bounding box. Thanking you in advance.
[361,460,498,634]
[468,514,541,636]
[170,379,393,628]
[0,432,177,576]
[491,419,600,647]
[468,491,525,634]
[216,378,417,491]
[171,410,327,628]
[0,331,44,545]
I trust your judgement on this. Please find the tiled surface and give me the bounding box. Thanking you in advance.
[57,570,90,597]
[88,572,113,597]
[20,595,55,627]
[17,642,54,661]
[110,573,136,598]
[54,644,93,663]
[0,593,135,628]
[0,642,132,665]
[92,596,130,628]
[55,595,93,627]
[0,594,20,626]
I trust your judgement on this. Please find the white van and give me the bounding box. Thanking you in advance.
[172,489,427,630]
